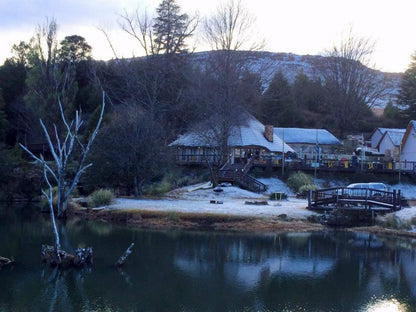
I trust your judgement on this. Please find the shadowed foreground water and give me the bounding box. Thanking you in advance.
[1,203,416,311]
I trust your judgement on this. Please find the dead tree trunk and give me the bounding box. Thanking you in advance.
[41,164,61,263]
[20,92,106,218]
[20,93,105,266]
[115,243,134,267]
[41,245,93,267]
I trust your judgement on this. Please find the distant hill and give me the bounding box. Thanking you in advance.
[190,50,402,109]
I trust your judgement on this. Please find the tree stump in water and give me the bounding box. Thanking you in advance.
[73,247,93,266]
[41,245,73,267]
[41,244,93,267]
[0,256,14,268]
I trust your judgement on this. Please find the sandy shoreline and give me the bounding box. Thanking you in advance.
[77,204,416,238]
[75,181,416,237]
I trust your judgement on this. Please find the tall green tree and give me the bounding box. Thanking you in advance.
[0,91,8,142]
[59,36,97,115]
[260,71,293,126]
[237,70,263,114]
[23,20,96,145]
[291,71,327,127]
[397,52,416,120]
[10,41,31,67]
[383,101,403,127]
[119,0,197,56]
[0,58,27,145]
[153,0,196,54]
[59,35,92,63]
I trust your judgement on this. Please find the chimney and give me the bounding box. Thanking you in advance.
[264,125,274,142]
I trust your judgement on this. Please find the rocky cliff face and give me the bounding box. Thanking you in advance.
[190,50,402,108]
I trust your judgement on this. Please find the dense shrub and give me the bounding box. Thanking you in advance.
[286,171,316,193]
[166,211,181,222]
[40,186,81,210]
[0,145,43,201]
[376,214,412,230]
[143,170,209,197]
[143,179,172,197]
[89,189,114,207]
[163,170,209,189]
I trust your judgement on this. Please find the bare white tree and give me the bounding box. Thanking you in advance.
[20,92,106,218]
[41,161,61,262]
[203,0,264,51]
[118,8,156,56]
[198,0,264,166]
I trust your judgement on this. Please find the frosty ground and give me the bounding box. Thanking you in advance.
[105,178,416,223]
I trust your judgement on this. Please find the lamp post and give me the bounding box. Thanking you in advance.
[282,128,285,177]
[399,142,402,184]
[360,133,365,172]
[314,130,318,178]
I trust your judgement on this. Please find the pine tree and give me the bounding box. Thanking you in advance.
[260,71,293,126]
[153,0,194,54]
[292,70,327,127]
[383,101,403,127]
[397,52,416,120]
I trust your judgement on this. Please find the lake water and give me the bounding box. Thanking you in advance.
[1,204,416,312]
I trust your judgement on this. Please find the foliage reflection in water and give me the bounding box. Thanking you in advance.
[1,204,416,311]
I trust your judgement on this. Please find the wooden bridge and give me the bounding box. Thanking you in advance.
[308,187,402,213]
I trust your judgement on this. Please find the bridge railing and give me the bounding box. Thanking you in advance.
[308,187,402,211]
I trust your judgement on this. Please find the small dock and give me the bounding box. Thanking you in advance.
[308,187,402,213]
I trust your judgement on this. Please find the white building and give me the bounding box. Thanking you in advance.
[273,128,342,157]
[376,130,405,159]
[401,121,416,167]
[369,127,405,149]
[170,115,294,165]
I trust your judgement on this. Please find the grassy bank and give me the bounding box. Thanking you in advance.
[73,207,324,233]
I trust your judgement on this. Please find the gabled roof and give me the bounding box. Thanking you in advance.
[377,130,405,148]
[401,121,416,148]
[273,128,342,145]
[169,131,213,147]
[169,116,294,153]
[370,127,405,139]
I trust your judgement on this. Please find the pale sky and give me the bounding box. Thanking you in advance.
[0,0,415,73]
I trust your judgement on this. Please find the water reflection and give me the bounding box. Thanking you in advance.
[174,233,336,290]
[1,204,416,311]
[363,298,408,312]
